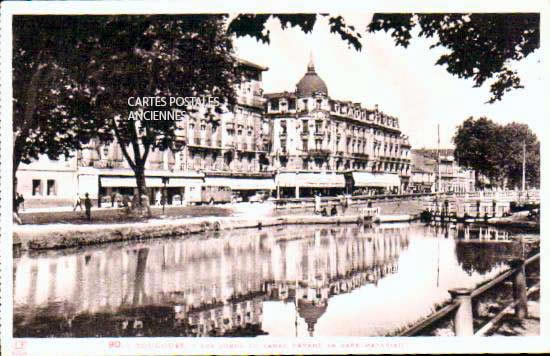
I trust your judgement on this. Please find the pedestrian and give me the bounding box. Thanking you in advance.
[84,193,92,221]
[155,190,162,206]
[340,194,347,214]
[314,193,321,214]
[73,194,83,211]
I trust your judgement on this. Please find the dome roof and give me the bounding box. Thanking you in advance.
[297,298,328,336]
[296,56,328,98]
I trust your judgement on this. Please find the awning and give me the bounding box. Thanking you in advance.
[204,177,276,190]
[277,172,345,188]
[100,177,164,188]
[352,172,400,187]
[166,177,204,187]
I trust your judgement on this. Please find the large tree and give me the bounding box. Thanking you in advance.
[13,15,239,213]
[76,15,239,211]
[13,16,102,209]
[453,117,540,189]
[497,122,539,189]
[453,117,501,188]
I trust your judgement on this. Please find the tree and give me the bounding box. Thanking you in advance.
[453,117,501,188]
[14,15,240,214]
[228,14,363,50]
[497,123,539,189]
[453,117,540,189]
[76,15,239,212]
[228,13,539,103]
[367,13,540,103]
[13,16,101,210]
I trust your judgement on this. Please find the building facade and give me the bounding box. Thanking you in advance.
[411,149,475,193]
[265,57,411,198]
[16,58,274,207]
[410,152,436,193]
[16,56,414,207]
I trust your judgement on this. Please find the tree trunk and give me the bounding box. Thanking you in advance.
[12,61,48,211]
[135,166,146,206]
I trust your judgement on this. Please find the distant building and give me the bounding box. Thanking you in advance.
[411,149,475,193]
[265,56,411,198]
[410,152,436,193]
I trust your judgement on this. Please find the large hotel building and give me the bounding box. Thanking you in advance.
[16,56,412,207]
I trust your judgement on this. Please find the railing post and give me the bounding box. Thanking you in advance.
[509,258,528,319]
[449,288,474,336]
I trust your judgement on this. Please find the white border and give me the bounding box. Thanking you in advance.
[1,1,548,354]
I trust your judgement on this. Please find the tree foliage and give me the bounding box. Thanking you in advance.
[228,14,363,50]
[13,16,99,174]
[368,13,540,103]
[13,15,239,212]
[228,13,539,102]
[76,15,239,208]
[453,117,539,189]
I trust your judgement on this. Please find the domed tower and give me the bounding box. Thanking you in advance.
[296,54,328,98]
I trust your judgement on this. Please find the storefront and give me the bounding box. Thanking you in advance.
[98,171,204,206]
[350,172,401,195]
[204,176,276,200]
[276,172,346,198]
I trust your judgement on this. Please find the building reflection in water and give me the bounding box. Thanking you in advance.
[14,222,523,337]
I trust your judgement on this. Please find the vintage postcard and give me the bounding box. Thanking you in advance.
[1,0,548,354]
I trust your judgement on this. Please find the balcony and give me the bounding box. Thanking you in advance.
[352,153,369,160]
[307,149,331,158]
[93,160,124,169]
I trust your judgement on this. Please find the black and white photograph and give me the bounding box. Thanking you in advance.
[1,1,547,355]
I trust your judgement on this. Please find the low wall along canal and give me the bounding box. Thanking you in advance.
[13,222,539,337]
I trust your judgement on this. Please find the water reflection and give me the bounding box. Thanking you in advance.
[13,223,528,337]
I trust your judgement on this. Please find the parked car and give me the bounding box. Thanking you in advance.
[249,190,270,203]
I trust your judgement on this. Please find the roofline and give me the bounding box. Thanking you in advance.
[234,56,269,71]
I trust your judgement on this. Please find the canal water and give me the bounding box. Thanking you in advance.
[13,223,529,337]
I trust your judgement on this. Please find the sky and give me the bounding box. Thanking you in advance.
[232,14,543,149]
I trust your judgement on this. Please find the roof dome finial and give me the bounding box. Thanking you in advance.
[296,51,328,97]
[307,51,315,72]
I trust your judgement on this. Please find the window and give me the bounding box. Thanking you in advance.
[227,129,234,136]
[200,125,206,131]
[270,99,279,111]
[303,139,308,151]
[315,121,322,134]
[238,129,243,136]
[32,180,42,196]
[47,180,56,196]
[190,123,195,130]
[289,98,296,110]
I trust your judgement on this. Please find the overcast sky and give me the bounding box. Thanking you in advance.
[232,14,543,149]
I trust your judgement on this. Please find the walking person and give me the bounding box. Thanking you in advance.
[73,194,83,211]
[84,193,92,221]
